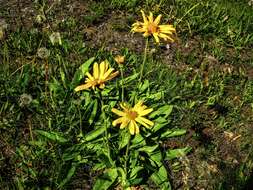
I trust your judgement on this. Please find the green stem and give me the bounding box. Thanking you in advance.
[124,136,131,175]
[120,66,124,102]
[139,38,149,83]
[98,91,114,166]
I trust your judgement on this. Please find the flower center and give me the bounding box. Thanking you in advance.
[127,110,138,120]
[148,23,158,34]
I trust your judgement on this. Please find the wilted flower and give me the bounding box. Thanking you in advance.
[35,14,46,24]
[112,101,154,135]
[248,0,253,6]
[131,10,176,43]
[37,47,50,59]
[74,60,119,91]
[49,32,62,45]
[0,19,7,40]
[19,94,33,107]
[114,55,125,65]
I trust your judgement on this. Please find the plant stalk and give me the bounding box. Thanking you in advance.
[139,38,149,83]
[99,91,114,166]
[124,137,131,175]
[120,66,124,102]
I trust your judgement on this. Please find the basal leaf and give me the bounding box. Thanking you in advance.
[138,145,159,153]
[129,166,144,179]
[150,165,171,190]
[92,168,118,190]
[84,125,106,142]
[88,99,98,125]
[149,105,173,119]
[147,91,165,101]
[130,134,146,149]
[119,129,131,149]
[35,130,68,143]
[119,73,139,85]
[59,163,77,188]
[71,57,95,88]
[150,151,162,165]
[161,129,187,139]
[139,80,149,93]
[152,118,170,133]
[165,147,191,160]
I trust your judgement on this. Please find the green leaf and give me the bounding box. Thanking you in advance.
[59,163,77,188]
[60,68,67,88]
[88,99,98,125]
[35,130,68,143]
[119,73,139,85]
[149,105,173,119]
[119,129,131,149]
[71,57,95,88]
[152,118,170,133]
[92,162,107,171]
[130,134,146,149]
[150,151,162,165]
[139,80,149,93]
[49,77,63,93]
[150,165,171,190]
[84,125,106,142]
[147,91,164,101]
[129,150,139,169]
[128,178,143,186]
[129,166,143,179]
[161,129,187,139]
[165,147,191,160]
[117,167,127,186]
[92,168,118,190]
[138,145,159,153]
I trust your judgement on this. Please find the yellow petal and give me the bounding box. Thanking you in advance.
[158,33,174,42]
[93,62,99,79]
[141,10,148,24]
[99,83,105,89]
[153,33,160,43]
[136,116,154,128]
[99,61,106,79]
[138,108,153,116]
[154,14,162,25]
[112,108,126,117]
[120,102,129,112]
[135,123,140,134]
[120,118,129,129]
[112,117,124,126]
[143,32,150,37]
[74,83,93,91]
[159,25,176,32]
[104,71,119,82]
[129,120,138,135]
[103,68,114,79]
[133,101,143,109]
[86,72,94,80]
[148,12,154,22]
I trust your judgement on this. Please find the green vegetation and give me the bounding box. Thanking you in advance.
[0,0,253,189]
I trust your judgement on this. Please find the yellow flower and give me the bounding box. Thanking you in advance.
[112,101,154,135]
[74,60,119,91]
[131,10,176,43]
[114,55,125,65]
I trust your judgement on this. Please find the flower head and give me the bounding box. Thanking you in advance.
[112,101,154,135]
[37,47,50,59]
[74,60,119,91]
[49,32,62,45]
[114,55,125,65]
[131,10,176,43]
[19,93,33,107]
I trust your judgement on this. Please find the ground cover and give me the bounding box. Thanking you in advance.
[0,0,253,189]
